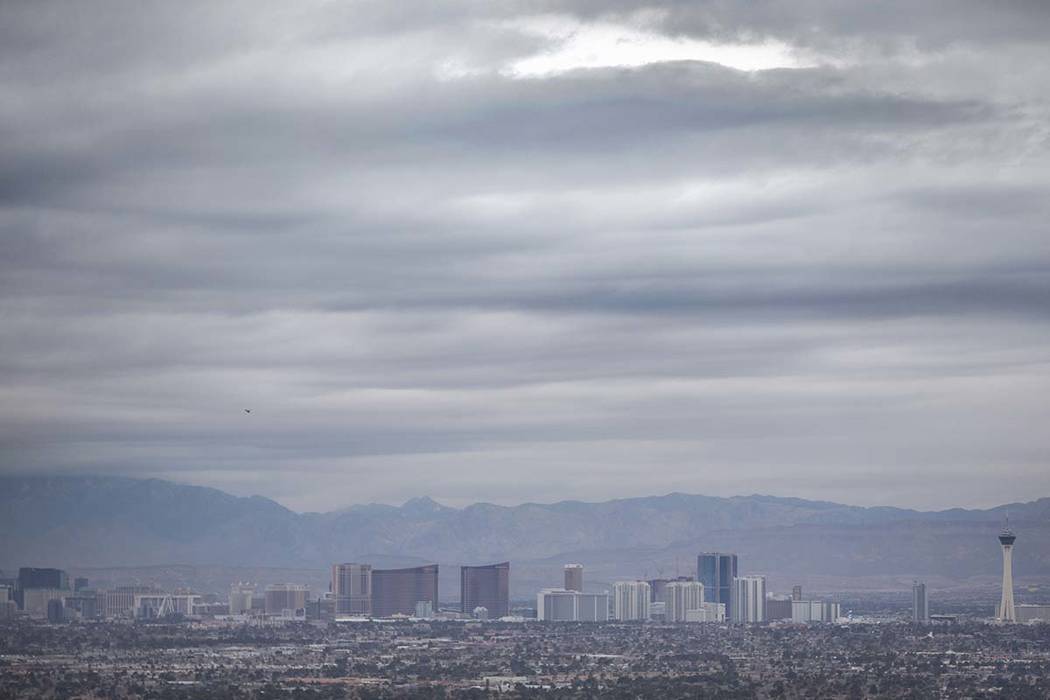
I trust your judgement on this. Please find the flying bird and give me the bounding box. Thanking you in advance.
[244,409,251,413]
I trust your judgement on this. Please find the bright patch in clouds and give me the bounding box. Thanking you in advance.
[504,16,812,77]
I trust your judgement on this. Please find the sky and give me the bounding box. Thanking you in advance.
[2,1,1049,513]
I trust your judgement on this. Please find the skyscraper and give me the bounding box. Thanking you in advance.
[648,576,693,603]
[331,563,372,615]
[460,562,510,618]
[264,584,308,616]
[663,580,705,623]
[792,585,803,602]
[15,568,69,610]
[564,564,583,592]
[912,581,929,623]
[371,565,439,617]
[229,583,255,615]
[731,576,766,624]
[612,581,651,621]
[697,553,737,606]
[17,567,68,591]
[537,588,610,622]
[998,525,1017,622]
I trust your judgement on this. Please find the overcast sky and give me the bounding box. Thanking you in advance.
[2,1,1049,512]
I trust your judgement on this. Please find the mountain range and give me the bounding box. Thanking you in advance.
[1,475,1048,599]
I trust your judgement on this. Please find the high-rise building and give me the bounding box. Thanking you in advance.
[17,567,68,591]
[63,595,98,620]
[792,585,803,602]
[461,562,510,618]
[998,526,1017,622]
[791,600,840,623]
[331,563,372,615]
[663,580,705,623]
[372,565,439,617]
[536,589,610,622]
[648,576,693,603]
[564,564,584,592]
[47,598,65,624]
[264,584,308,616]
[74,577,90,592]
[229,583,255,615]
[912,581,929,624]
[1015,604,1050,624]
[21,589,66,619]
[99,586,156,619]
[766,597,793,621]
[538,588,577,621]
[575,592,609,622]
[612,581,651,621]
[730,576,766,624]
[697,553,737,606]
[16,568,68,608]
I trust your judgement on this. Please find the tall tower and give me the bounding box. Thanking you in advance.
[912,581,929,624]
[564,564,584,592]
[697,553,737,606]
[998,525,1016,622]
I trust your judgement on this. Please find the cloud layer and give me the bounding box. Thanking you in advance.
[2,1,1049,511]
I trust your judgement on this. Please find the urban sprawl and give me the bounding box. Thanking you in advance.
[1,526,1049,698]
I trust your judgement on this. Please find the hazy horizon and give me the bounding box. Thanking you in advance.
[3,1,1050,513]
[3,472,1046,515]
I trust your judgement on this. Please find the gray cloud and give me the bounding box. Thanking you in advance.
[1,0,1049,512]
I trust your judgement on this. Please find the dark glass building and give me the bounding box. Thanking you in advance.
[370,565,439,617]
[697,553,737,605]
[460,562,510,617]
[16,568,68,608]
[18,568,68,591]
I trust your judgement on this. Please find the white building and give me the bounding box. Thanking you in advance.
[133,594,202,619]
[791,600,840,623]
[998,527,1017,622]
[912,581,929,623]
[664,581,705,623]
[685,602,726,623]
[229,583,255,615]
[612,581,651,621]
[415,600,434,618]
[21,589,66,619]
[731,576,766,624]
[1016,604,1050,624]
[537,588,609,622]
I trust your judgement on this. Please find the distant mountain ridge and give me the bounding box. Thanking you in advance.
[1,475,1048,596]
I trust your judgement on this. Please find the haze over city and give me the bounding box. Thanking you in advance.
[4,3,1050,699]
[3,1,1050,514]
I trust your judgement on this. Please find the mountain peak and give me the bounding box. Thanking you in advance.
[400,496,451,516]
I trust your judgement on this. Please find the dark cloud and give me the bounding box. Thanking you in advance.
[1,1,1048,511]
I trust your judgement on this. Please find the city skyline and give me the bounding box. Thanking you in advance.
[2,1,1048,696]
[3,526,1041,629]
